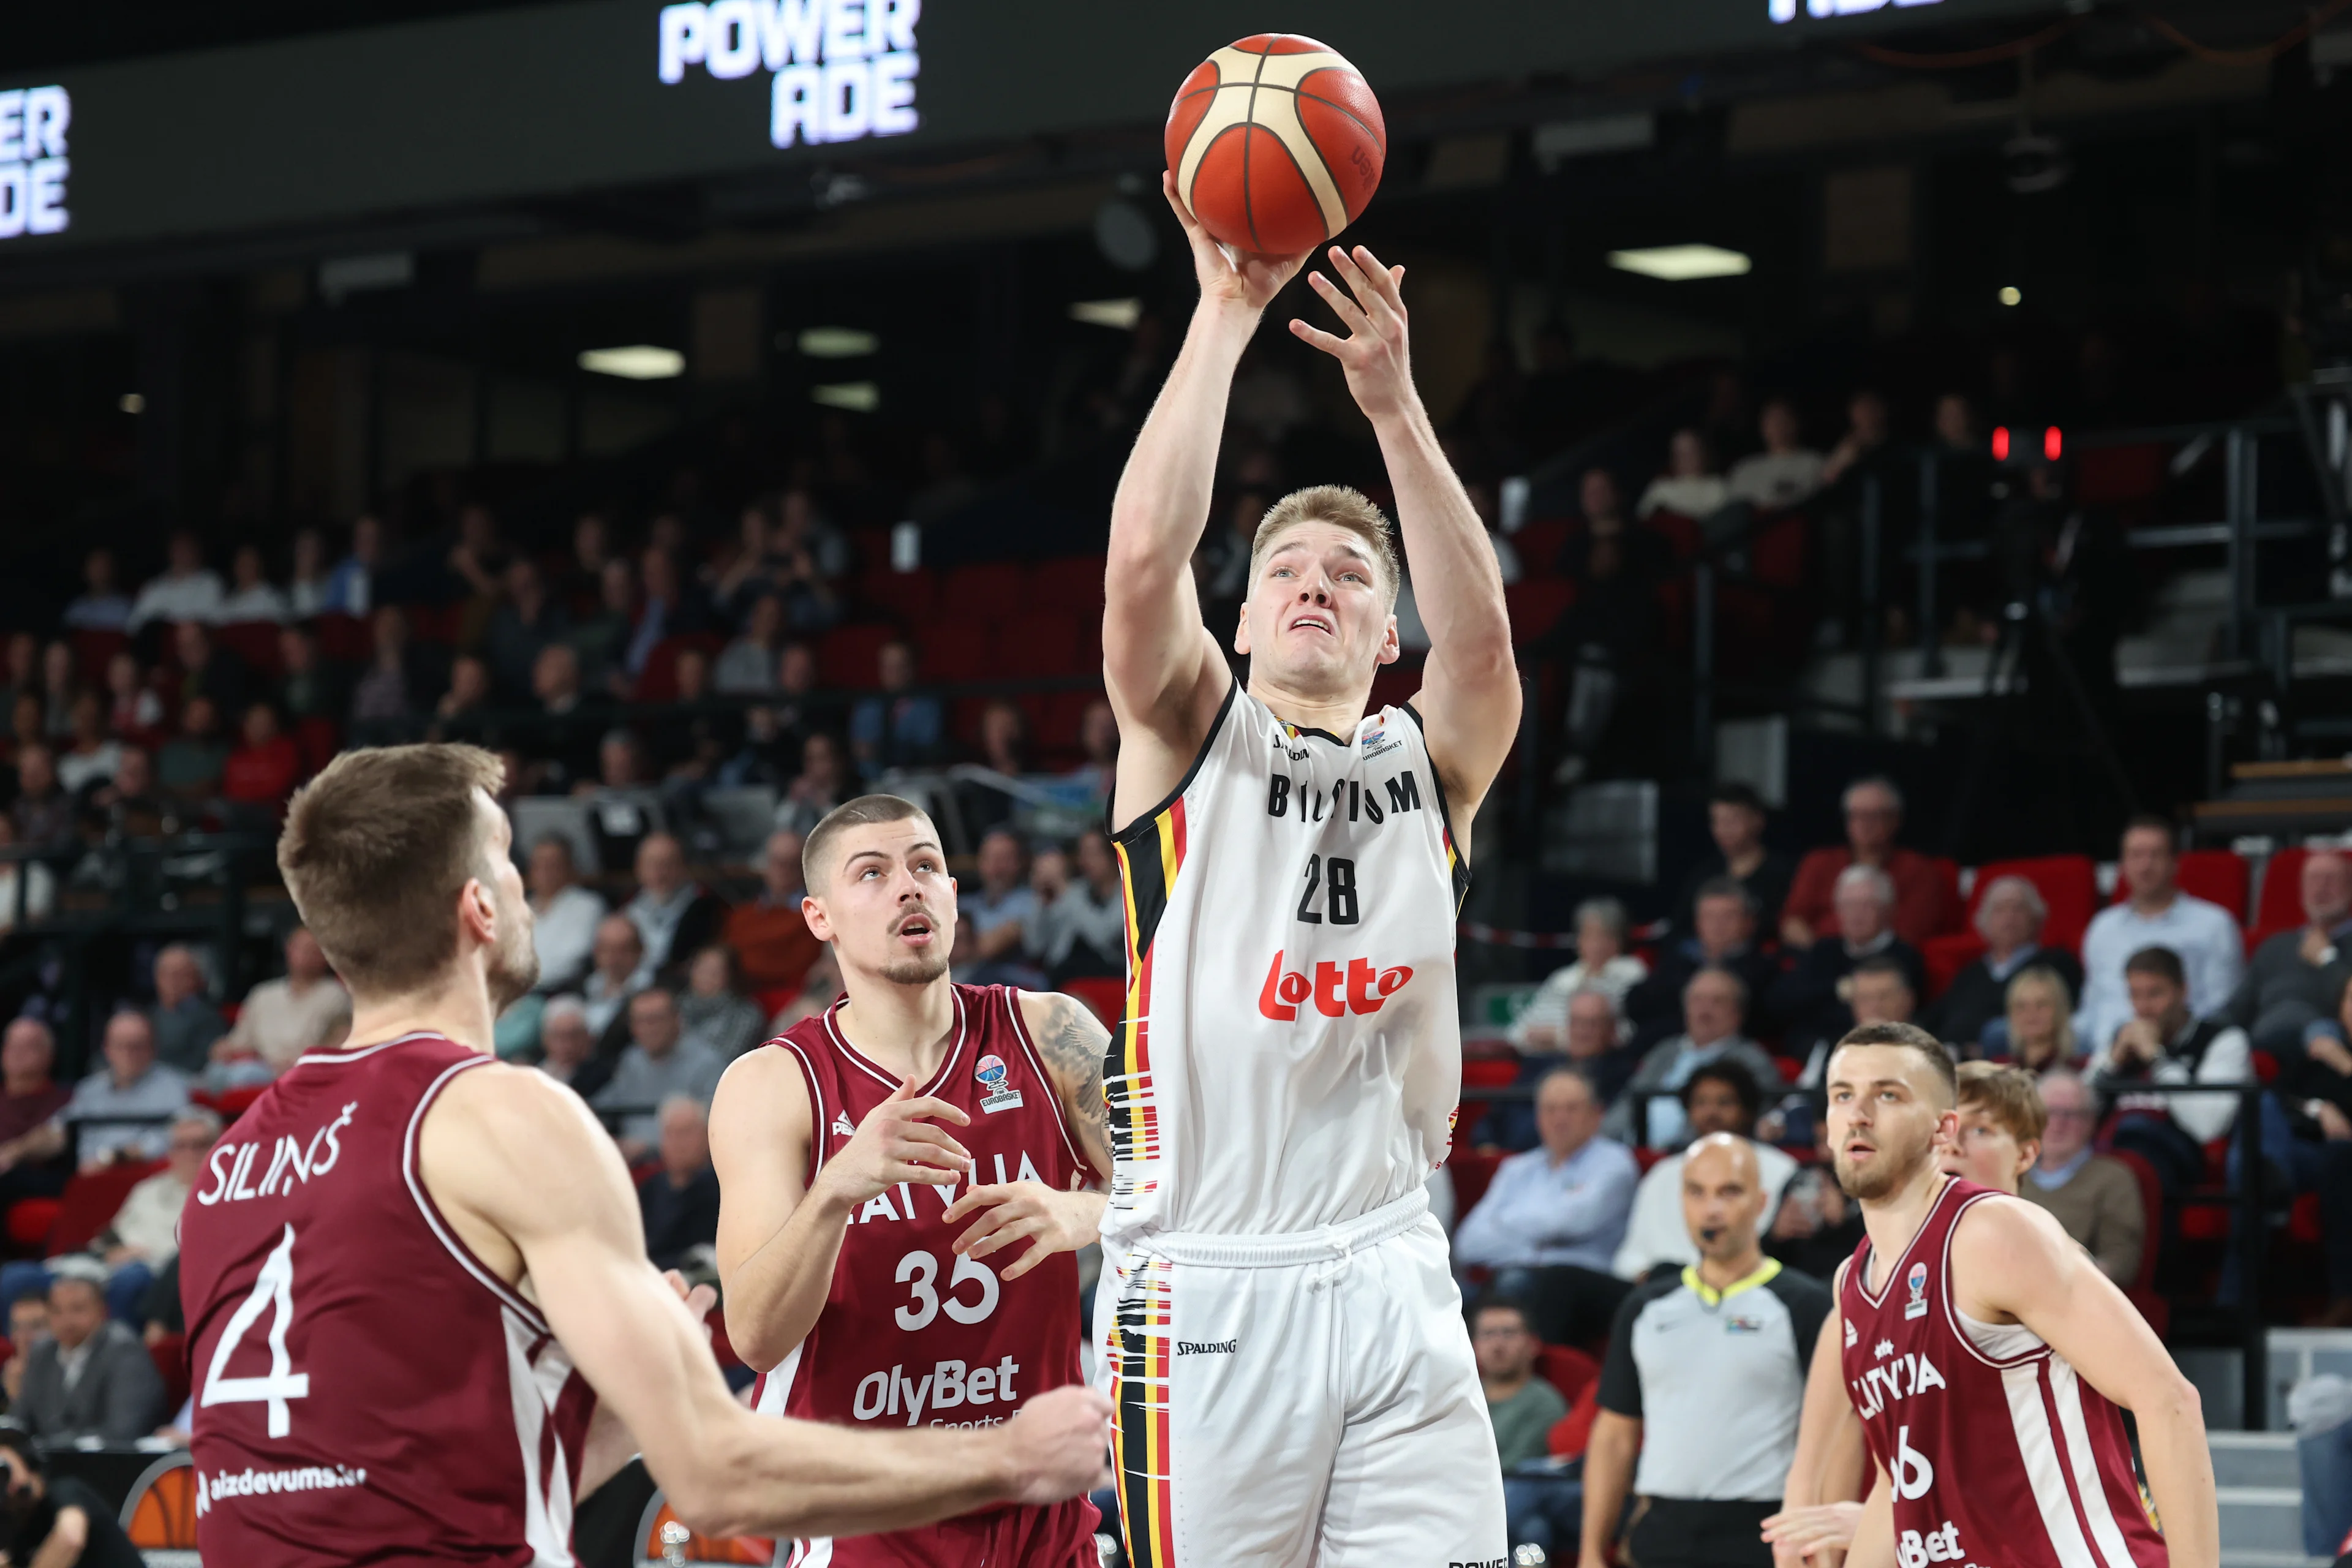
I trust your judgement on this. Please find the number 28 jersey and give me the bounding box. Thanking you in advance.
[1106,684,1469,1242]
[179,1033,594,1567]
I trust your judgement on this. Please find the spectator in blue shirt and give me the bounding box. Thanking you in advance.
[32,1012,192,1172]
[848,639,943,780]
[1453,1065,1640,1282]
[952,829,1044,989]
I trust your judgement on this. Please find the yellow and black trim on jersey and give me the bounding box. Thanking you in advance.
[1399,701,1473,914]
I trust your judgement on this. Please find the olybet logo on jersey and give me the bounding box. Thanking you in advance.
[1896,1521,1976,1568]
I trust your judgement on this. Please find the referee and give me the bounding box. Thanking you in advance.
[1578,1133,1828,1568]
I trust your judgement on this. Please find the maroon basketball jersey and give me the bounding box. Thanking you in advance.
[1840,1177,2167,1568]
[181,1033,595,1567]
[750,985,1100,1567]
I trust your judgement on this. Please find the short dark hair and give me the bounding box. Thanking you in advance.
[1693,876,1758,917]
[1833,1021,1957,1103]
[2123,945,2186,989]
[2122,814,2177,852]
[1709,782,1766,815]
[803,794,935,892]
[1684,1057,1762,1120]
[1471,1296,1536,1335]
[1850,954,1914,990]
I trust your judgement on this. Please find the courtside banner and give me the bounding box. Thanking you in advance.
[0,0,2053,258]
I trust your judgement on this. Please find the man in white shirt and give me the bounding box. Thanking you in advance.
[1724,398,1825,512]
[1613,1058,1795,1281]
[125,532,225,633]
[213,925,350,1080]
[2086,944,2250,1198]
[526,834,608,992]
[2076,816,2242,1051]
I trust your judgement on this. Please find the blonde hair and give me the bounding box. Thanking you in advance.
[1248,485,1401,609]
[1955,1060,2048,1145]
[2002,964,2078,1070]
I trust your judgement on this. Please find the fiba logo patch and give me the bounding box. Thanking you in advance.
[1904,1260,1930,1320]
[974,1054,1023,1115]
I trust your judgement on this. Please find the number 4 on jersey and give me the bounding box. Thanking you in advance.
[202,1223,312,1438]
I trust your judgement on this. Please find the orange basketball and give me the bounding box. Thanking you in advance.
[1166,34,1385,256]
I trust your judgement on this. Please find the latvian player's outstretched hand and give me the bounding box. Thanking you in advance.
[942,1178,1104,1281]
[824,1076,973,1205]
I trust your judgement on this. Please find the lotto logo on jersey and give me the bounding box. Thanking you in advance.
[1896,1521,1972,1568]
[1257,949,1412,1021]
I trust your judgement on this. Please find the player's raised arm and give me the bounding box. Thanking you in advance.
[421,1062,1104,1540]
[1954,1197,2218,1568]
[1291,245,1521,832]
[1103,178,1311,809]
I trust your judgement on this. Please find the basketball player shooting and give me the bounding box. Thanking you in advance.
[178,747,1110,1567]
[1089,176,1521,1563]
[710,793,1115,1567]
[1791,1022,2216,1568]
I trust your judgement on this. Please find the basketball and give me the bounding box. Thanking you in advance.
[1165,34,1385,256]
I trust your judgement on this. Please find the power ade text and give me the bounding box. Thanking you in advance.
[656,0,919,149]
[852,1357,1020,1427]
[0,88,70,241]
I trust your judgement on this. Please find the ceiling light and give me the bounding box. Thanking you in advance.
[117,393,143,414]
[1069,298,1142,330]
[812,382,880,412]
[1999,286,2022,306]
[797,326,877,358]
[1607,244,1752,282]
[578,345,685,380]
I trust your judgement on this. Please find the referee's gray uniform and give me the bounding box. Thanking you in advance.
[1596,1257,1829,1567]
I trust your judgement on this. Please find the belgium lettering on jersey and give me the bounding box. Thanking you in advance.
[1265,769,1421,825]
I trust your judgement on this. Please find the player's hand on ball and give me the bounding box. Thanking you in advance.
[998,1385,1115,1504]
[941,1182,1101,1281]
[1760,1501,1863,1559]
[819,1077,972,1208]
[1163,172,1311,316]
[1291,244,1415,423]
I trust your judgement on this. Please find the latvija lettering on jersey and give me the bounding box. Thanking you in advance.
[846,1148,1048,1226]
[195,1102,356,1205]
[1847,1349,1947,1420]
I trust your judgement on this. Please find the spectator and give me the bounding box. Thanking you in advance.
[0,1020,69,1201]
[213,927,349,1079]
[709,502,778,614]
[639,1096,722,1273]
[214,543,290,624]
[155,701,228,801]
[0,816,55,934]
[274,625,342,723]
[15,1272,166,1443]
[126,532,225,633]
[1613,1060,1798,1281]
[722,829,823,994]
[1,1294,42,1406]
[34,643,72,739]
[1630,880,1782,1033]
[679,944,767,1060]
[957,701,1032,839]
[1607,968,1785,1150]
[146,944,224,1076]
[62,548,130,633]
[533,995,611,1100]
[2089,945,2250,1197]
[1819,388,1893,489]
[349,606,419,727]
[1542,469,1669,785]
[1637,428,1727,521]
[2010,1069,2147,1287]
[1923,875,2084,1054]
[573,557,637,688]
[87,748,168,843]
[1939,1061,2043,1193]
[287,527,333,619]
[953,829,1043,989]
[775,731,848,839]
[47,1012,188,1170]
[222,702,301,813]
[1453,1065,1639,1283]
[1472,1298,1573,1558]
[2221,850,2352,1057]
[2076,817,2242,1052]
[527,643,600,791]
[1506,986,1643,1125]
[53,692,121,796]
[767,488,845,631]
[1766,1122,1864,1282]
[1583,1134,1828,1568]
[11,744,74,848]
[1779,777,1956,950]
[1031,831,1126,984]
[1724,395,1825,511]
[581,915,647,1042]
[527,835,607,993]
[769,946,844,1034]
[623,548,712,681]
[1672,784,1793,940]
[1510,900,1648,1055]
[1067,701,1121,810]
[434,655,492,725]
[2272,979,2352,1323]
[1994,965,2082,1072]
[92,1107,219,1320]
[320,516,382,618]
[848,639,943,780]
[624,832,728,987]
[170,620,248,719]
[1766,868,1926,1055]
[102,650,163,744]
[714,592,785,695]
[595,987,726,1161]
[0,1420,149,1564]
[482,557,569,701]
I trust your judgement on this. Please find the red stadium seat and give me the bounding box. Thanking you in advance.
[859,566,937,624]
[48,1159,163,1256]
[1504,579,1575,644]
[1644,511,1703,564]
[633,633,724,703]
[819,623,899,689]
[2291,1191,2324,1246]
[1461,1058,1520,1091]
[1032,689,1098,758]
[214,620,285,679]
[295,717,342,774]
[1367,663,1418,715]
[214,1085,269,1123]
[2110,848,2247,925]
[69,628,126,685]
[1970,855,2100,952]
[995,613,1084,679]
[149,1332,190,1414]
[1029,554,1106,609]
[1921,933,1983,1003]
[1447,1148,1505,1213]
[1750,511,1809,589]
[753,986,797,1020]
[943,561,1030,612]
[1060,977,1126,1028]
[1536,1343,1599,1406]
[5,1200,58,1252]
[310,613,372,664]
[918,618,997,682]
[1512,518,1572,574]
[1549,1377,1603,1460]
[2075,443,2166,509]
[2248,845,2312,953]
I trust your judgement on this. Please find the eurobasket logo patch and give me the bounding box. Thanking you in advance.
[1905,1259,1930,1320]
[974,1053,1022,1114]
[657,0,920,150]
[0,88,71,241]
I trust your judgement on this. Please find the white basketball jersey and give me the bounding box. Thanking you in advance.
[1102,682,1466,1241]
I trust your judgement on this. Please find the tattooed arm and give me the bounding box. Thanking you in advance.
[942,992,1113,1279]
